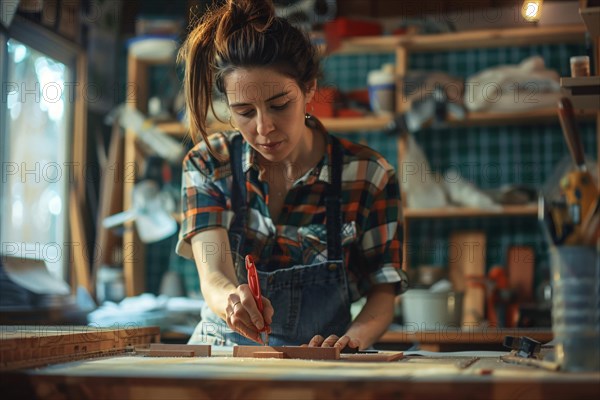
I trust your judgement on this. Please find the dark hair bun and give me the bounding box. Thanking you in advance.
[227,0,275,30]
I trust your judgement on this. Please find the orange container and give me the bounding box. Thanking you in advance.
[324,18,382,52]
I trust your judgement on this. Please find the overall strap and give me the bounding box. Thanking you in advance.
[229,134,247,232]
[325,137,344,261]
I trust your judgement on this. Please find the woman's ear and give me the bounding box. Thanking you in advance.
[305,79,317,105]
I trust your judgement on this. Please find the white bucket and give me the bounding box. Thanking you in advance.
[402,289,463,330]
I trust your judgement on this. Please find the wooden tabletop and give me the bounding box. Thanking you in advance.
[3,326,595,400]
[3,347,598,400]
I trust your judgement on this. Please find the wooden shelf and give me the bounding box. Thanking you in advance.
[399,24,586,51]
[156,120,230,138]
[157,116,394,137]
[156,108,598,138]
[403,204,538,219]
[334,36,400,54]
[560,76,600,110]
[336,24,586,54]
[580,6,600,37]
[320,115,393,132]
[325,111,596,131]
[378,327,552,351]
[449,108,596,126]
[156,121,187,136]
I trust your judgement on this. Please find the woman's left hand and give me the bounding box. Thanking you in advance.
[305,334,361,352]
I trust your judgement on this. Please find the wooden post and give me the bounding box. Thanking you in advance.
[123,55,148,297]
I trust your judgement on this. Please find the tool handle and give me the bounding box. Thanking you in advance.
[557,97,586,169]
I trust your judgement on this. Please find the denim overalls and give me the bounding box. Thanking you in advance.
[189,134,351,346]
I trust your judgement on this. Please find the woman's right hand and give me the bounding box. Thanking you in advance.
[225,284,273,344]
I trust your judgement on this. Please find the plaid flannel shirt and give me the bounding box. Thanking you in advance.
[176,129,404,299]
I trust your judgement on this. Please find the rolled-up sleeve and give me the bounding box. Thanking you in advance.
[357,167,406,296]
[175,141,234,260]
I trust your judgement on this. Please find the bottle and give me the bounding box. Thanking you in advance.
[367,63,395,114]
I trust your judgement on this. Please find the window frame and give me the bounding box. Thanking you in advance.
[1,16,88,285]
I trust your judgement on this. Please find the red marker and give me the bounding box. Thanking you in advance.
[245,255,269,345]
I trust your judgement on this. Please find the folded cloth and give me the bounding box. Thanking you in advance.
[464,56,561,113]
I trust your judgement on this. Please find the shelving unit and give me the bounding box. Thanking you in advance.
[380,23,591,269]
[403,205,538,219]
[122,23,597,295]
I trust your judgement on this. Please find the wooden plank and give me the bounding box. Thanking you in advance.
[448,231,487,326]
[148,344,211,357]
[396,45,409,115]
[123,55,148,297]
[67,49,89,295]
[233,346,340,360]
[340,352,404,362]
[73,50,88,208]
[0,326,160,371]
[69,187,91,294]
[92,119,124,298]
[379,328,553,345]
[136,349,195,357]
[253,351,285,359]
[507,246,535,302]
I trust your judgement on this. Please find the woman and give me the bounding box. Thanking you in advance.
[176,0,407,350]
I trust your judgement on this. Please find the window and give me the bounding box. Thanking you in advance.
[1,17,86,281]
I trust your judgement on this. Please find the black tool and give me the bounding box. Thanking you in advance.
[503,336,541,358]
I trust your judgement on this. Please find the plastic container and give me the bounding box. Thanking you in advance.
[402,289,463,331]
[550,246,600,371]
[570,56,590,78]
[367,64,395,114]
[554,330,600,372]
[96,266,125,303]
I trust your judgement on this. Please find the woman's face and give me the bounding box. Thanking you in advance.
[224,67,315,164]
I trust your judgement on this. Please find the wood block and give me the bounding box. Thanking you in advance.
[233,346,340,360]
[136,349,195,357]
[253,351,285,359]
[340,352,404,362]
[507,246,535,302]
[449,231,487,326]
[149,343,211,357]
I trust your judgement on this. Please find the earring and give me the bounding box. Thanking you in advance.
[305,103,314,119]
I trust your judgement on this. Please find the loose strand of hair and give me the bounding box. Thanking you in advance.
[179,5,227,162]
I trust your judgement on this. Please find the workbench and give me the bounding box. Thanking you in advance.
[1,326,598,400]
